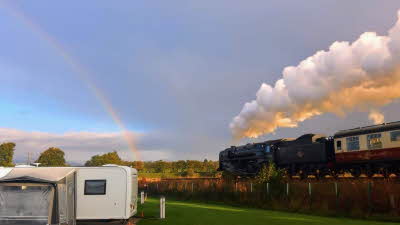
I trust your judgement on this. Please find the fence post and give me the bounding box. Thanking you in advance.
[156,183,159,192]
[250,182,253,193]
[390,194,396,210]
[334,182,339,210]
[267,182,270,195]
[308,182,312,208]
[191,182,194,192]
[235,182,238,192]
[367,181,373,213]
[286,183,289,196]
[160,196,166,219]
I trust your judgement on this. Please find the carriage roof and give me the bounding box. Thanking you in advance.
[334,121,400,138]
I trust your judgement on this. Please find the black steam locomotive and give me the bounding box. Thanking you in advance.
[219,121,400,178]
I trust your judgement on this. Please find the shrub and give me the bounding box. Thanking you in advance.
[255,162,284,184]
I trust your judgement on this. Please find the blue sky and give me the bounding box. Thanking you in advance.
[1,0,400,163]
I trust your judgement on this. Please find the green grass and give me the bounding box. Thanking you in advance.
[137,198,398,225]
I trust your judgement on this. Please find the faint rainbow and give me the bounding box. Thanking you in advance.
[1,2,141,161]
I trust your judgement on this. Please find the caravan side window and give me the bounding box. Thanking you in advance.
[84,180,106,195]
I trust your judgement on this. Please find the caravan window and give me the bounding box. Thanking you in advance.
[84,180,106,195]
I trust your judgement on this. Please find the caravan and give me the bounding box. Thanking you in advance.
[0,166,138,225]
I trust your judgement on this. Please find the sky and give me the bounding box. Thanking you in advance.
[1,0,400,164]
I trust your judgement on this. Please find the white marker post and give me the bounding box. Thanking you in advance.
[286,183,289,196]
[141,191,144,204]
[160,196,166,219]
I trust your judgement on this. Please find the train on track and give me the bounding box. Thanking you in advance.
[219,121,400,178]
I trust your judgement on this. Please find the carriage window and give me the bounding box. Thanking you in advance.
[265,145,271,153]
[367,133,382,150]
[336,141,342,150]
[346,136,359,151]
[85,180,106,195]
[390,131,400,141]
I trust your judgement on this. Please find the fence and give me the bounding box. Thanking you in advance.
[139,178,400,220]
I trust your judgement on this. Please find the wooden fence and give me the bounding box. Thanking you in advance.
[139,178,400,220]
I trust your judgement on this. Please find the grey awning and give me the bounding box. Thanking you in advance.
[0,168,75,183]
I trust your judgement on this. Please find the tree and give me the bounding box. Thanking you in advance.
[152,160,170,173]
[132,161,144,170]
[36,147,67,167]
[255,162,284,184]
[85,151,123,166]
[173,160,187,173]
[0,142,16,167]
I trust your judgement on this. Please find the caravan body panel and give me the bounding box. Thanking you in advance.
[75,166,137,220]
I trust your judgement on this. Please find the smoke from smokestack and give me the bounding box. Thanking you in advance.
[368,110,385,125]
[230,10,400,139]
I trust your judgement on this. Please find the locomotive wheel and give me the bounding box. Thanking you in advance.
[299,171,308,180]
[366,170,374,178]
[315,170,323,180]
[285,171,293,179]
[382,169,390,179]
[351,169,361,178]
[330,170,339,179]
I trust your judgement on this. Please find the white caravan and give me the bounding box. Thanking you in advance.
[0,165,138,225]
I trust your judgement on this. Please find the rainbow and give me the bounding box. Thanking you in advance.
[1,2,141,161]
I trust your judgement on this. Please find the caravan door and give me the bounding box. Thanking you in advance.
[0,183,54,225]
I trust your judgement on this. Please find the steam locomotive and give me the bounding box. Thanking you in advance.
[219,121,400,178]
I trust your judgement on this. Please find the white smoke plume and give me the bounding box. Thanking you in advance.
[230,10,400,139]
[368,110,385,125]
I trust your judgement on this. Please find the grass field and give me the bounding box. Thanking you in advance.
[137,198,398,225]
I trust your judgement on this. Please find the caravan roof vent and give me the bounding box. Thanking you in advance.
[102,164,119,167]
[15,165,35,168]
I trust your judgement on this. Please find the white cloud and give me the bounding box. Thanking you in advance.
[230,10,400,138]
[0,128,173,164]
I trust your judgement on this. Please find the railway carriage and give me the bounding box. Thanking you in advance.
[333,121,400,177]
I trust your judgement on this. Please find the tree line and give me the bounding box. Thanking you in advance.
[0,142,219,176]
[84,151,219,176]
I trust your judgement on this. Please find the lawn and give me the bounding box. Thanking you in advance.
[137,198,398,225]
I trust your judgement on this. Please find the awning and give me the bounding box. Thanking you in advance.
[0,167,75,183]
